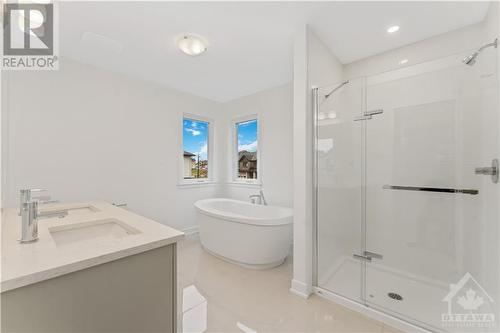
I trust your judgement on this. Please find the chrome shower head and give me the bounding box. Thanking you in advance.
[463,38,498,66]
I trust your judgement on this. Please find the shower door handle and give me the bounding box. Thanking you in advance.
[353,109,384,121]
[365,109,383,117]
[353,254,372,262]
[364,251,383,260]
[354,116,370,122]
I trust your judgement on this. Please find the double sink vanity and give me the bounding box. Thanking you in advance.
[1,197,184,332]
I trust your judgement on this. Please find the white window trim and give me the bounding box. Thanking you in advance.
[231,114,261,185]
[179,113,215,186]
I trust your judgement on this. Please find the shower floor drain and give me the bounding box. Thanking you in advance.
[387,292,403,301]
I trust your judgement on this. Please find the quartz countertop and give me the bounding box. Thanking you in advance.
[1,201,184,292]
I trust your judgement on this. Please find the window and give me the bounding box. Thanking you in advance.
[182,117,211,182]
[234,117,259,182]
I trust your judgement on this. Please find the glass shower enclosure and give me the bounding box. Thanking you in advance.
[314,50,499,332]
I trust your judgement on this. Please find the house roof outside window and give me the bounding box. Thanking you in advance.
[238,150,257,162]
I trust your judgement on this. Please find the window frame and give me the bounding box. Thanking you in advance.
[179,114,214,186]
[231,114,261,185]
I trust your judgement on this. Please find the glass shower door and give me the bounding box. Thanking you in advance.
[315,78,366,302]
[364,53,499,332]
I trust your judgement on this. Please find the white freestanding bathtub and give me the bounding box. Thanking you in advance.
[194,198,293,269]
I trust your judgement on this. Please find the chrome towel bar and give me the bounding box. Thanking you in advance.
[382,185,478,195]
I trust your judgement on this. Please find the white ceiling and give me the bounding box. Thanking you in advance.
[59,2,490,102]
[309,1,490,64]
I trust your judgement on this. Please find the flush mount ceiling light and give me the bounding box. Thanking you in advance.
[176,34,208,56]
[387,25,400,34]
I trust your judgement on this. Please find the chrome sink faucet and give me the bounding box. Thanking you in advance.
[19,189,68,243]
[249,190,268,205]
[19,188,44,216]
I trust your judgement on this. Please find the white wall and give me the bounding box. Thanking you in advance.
[221,84,293,208]
[1,70,5,213]
[486,3,500,313]
[2,57,295,235]
[476,0,500,316]
[2,58,224,233]
[291,26,310,298]
[308,30,344,88]
[344,21,487,79]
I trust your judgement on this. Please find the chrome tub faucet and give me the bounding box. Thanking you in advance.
[249,190,268,205]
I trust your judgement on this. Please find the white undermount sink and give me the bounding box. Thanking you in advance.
[40,204,100,217]
[49,219,141,247]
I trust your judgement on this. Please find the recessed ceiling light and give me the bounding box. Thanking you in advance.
[399,59,408,65]
[387,25,400,34]
[176,34,208,56]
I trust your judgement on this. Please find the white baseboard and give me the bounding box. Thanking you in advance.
[182,226,199,239]
[290,279,311,299]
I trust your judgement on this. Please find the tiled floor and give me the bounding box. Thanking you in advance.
[177,238,402,333]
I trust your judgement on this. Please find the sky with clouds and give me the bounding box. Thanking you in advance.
[237,119,258,153]
[183,118,208,160]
